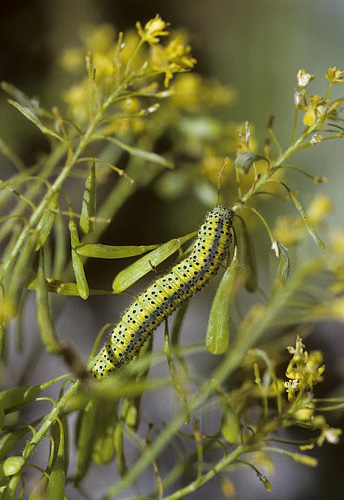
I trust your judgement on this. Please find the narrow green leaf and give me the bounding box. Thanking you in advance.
[36,193,59,250]
[76,242,159,259]
[112,231,197,293]
[239,219,258,293]
[36,250,61,354]
[206,247,239,355]
[79,161,96,234]
[1,82,43,114]
[8,100,64,143]
[104,136,174,169]
[274,242,290,289]
[68,211,89,300]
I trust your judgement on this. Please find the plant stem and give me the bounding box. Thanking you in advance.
[160,445,246,500]
[22,379,81,460]
[232,121,318,213]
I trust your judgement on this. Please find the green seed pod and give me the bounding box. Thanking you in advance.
[2,456,25,476]
[76,243,159,259]
[0,428,30,460]
[91,401,118,465]
[50,418,68,476]
[36,193,59,250]
[221,406,240,444]
[36,250,61,354]
[74,399,97,485]
[239,219,258,293]
[80,161,96,234]
[206,247,239,355]
[112,231,197,293]
[28,475,48,500]
[0,377,62,413]
[125,403,139,431]
[47,420,66,500]
[7,233,37,315]
[68,210,89,300]
[2,473,21,500]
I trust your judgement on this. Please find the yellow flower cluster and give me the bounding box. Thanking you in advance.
[152,35,197,87]
[295,67,344,126]
[136,15,169,45]
[284,336,325,402]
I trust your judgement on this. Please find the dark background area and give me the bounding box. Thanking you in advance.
[1,1,344,499]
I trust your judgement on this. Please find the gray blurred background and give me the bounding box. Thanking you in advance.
[1,1,344,499]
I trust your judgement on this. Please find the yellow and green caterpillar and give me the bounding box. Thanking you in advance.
[91,206,233,379]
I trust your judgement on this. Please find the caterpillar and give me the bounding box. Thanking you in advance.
[91,206,233,379]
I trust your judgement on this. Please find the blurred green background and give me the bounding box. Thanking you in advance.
[1,1,344,499]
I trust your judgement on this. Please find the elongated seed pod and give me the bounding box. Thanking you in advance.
[91,206,233,379]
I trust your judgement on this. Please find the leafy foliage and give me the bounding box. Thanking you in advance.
[0,15,344,500]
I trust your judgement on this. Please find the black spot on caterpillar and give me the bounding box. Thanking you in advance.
[91,206,233,379]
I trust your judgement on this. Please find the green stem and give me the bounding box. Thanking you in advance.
[23,379,81,460]
[232,121,319,213]
[290,107,299,146]
[159,445,247,500]
[0,124,96,279]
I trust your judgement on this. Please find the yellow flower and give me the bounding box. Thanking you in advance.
[297,69,315,88]
[325,66,344,84]
[136,15,169,45]
[152,36,196,87]
[303,94,327,126]
[285,337,325,402]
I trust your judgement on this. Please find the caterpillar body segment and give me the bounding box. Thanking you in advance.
[91,206,233,379]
